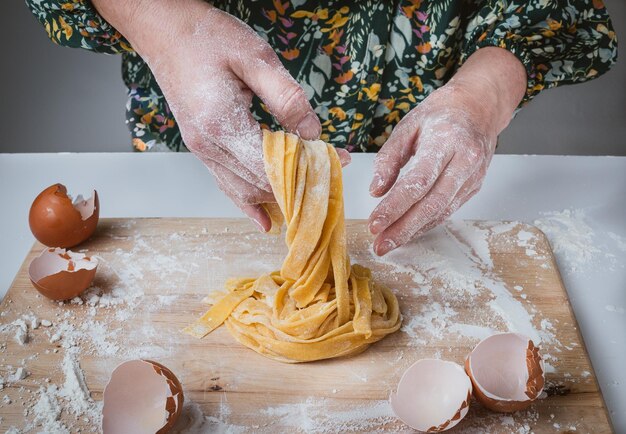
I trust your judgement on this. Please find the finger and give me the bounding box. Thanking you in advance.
[373,158,473,255]
[335,148,351,168]
[180,75,271,192]
[403,183,481,242]
[369,145,454,235]
[204,144,271,192]
[400,181,482,243]
[445,173,483,218]
[213,101,271,191]
[369,110,421,197]
[209,163,273,232]
[235,47,321,140]
[239,203,272,232]
[202,155,275,205]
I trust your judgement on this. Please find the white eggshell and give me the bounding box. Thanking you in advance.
[29,248,97,282]
[73,192,98,220]
[389,359,472,432]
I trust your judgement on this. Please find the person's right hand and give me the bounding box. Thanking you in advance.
[93,0,323,231]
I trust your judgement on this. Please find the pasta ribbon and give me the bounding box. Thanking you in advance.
[184,131,401,362]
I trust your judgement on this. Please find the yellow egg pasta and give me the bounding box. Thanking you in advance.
[183,130,401,363]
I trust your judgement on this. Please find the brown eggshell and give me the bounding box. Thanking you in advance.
[29,183,99,248]
[102,360,184,434]
[146,360,185,434]
[465,332,544,413]
[389,359,472,432]
[28,247,97,300]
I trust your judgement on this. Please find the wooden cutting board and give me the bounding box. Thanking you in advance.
[0,219,612,433]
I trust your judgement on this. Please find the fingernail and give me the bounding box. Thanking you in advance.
[369,174,384,195]
[253,218,267,233]
[376,239,396,256]
[370,218,386,234]
[296,113,321,140]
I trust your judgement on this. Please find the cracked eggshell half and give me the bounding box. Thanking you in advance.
[103,360,184,434]
[465,332,544,413]
[390,359,472,432]
[28,247,98,300]
[29,183,99,248]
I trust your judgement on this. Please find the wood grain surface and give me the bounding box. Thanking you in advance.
[0,218,612,433]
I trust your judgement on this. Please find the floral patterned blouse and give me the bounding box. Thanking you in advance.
[26,0,617,152]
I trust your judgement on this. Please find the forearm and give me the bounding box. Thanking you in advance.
[449,47,527,136]
[91,0,209,58]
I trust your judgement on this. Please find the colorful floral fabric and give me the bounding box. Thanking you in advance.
[26,0,617,152]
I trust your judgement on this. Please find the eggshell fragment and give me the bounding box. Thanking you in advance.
[102,360,184,434]
[29,183,99,248]
[390,359,472,432]
[465,332,544,413]
[28,247,97,300]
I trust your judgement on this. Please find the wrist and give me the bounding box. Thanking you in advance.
[91,0,145,40]
[449,47,527,135]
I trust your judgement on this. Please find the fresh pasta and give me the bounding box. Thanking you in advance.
[184,130,401,363]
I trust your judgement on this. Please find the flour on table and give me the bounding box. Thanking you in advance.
[605,305,624,314]
[534,209,601,272]
[608,231,626,252]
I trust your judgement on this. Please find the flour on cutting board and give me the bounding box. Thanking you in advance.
[372,221,557,349]
[0,218,595,432]
[0,220,201,432]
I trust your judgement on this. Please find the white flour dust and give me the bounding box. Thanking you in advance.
[534,209,600,271]
[262,398,396,433]
[372,221,558,348]
[0,220,208,432]
[1,216,608,432]
[171,400,247,434]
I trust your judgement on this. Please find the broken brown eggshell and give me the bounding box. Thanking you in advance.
[28,247,98,300]
[465,332,544,413]
[389,359,472,432]
[102,360,184,434]
[29,183,99,248]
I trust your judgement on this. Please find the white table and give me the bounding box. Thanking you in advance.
[1,153,624,430]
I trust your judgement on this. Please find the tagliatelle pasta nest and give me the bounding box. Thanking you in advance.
[184,130,401,363]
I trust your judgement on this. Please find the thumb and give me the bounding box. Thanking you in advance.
[239,51,321,140]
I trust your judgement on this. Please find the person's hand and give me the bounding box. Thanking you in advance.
[368,47,527,255]
[93,0,326,231]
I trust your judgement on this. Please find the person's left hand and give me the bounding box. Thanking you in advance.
[368,47,527,256]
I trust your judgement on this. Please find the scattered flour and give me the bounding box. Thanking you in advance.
[608,232,626,252]
[262,397,396,433]
[13,319,28,346]
[605,305,624,314]
[12,351,102,433]
[0,223,200,431]
[534,209,601,272]
[9,367,28,382]
[157,294,179,306]
[58,352,95,417]
[31,385,66,433]
[1,218,599,432]
[376,221,556,347]
[171,400,246,434]
[401,302,459,344]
